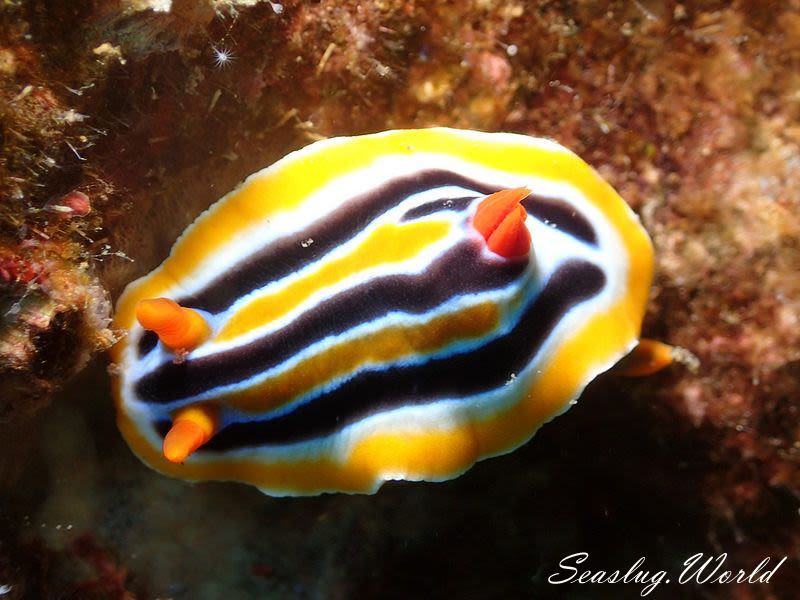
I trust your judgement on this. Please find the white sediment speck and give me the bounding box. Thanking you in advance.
[211,46,236,69]
[147,0,171,12]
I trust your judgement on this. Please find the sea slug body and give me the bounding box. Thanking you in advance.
[111,128,654,496]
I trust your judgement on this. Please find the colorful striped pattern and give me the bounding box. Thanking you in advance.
[111,128,653,496]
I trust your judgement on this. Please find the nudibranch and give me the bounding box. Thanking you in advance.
[111,128,658,496]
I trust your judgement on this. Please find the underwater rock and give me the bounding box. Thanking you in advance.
[0,241,112,424]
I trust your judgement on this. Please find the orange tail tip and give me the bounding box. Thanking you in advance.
[163,406,218,463]
[135,297,210,352]
[614,339,675,377]
[473,188,532,258]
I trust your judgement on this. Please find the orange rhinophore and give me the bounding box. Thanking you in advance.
[614,338,675,376]
[473,187,532,258]
[135,297,210,352]
[163,406,218,463]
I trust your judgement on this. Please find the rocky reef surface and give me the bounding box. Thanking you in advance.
[1,1,798,598]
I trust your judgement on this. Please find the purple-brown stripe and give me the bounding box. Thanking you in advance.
[156,260,605,449]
